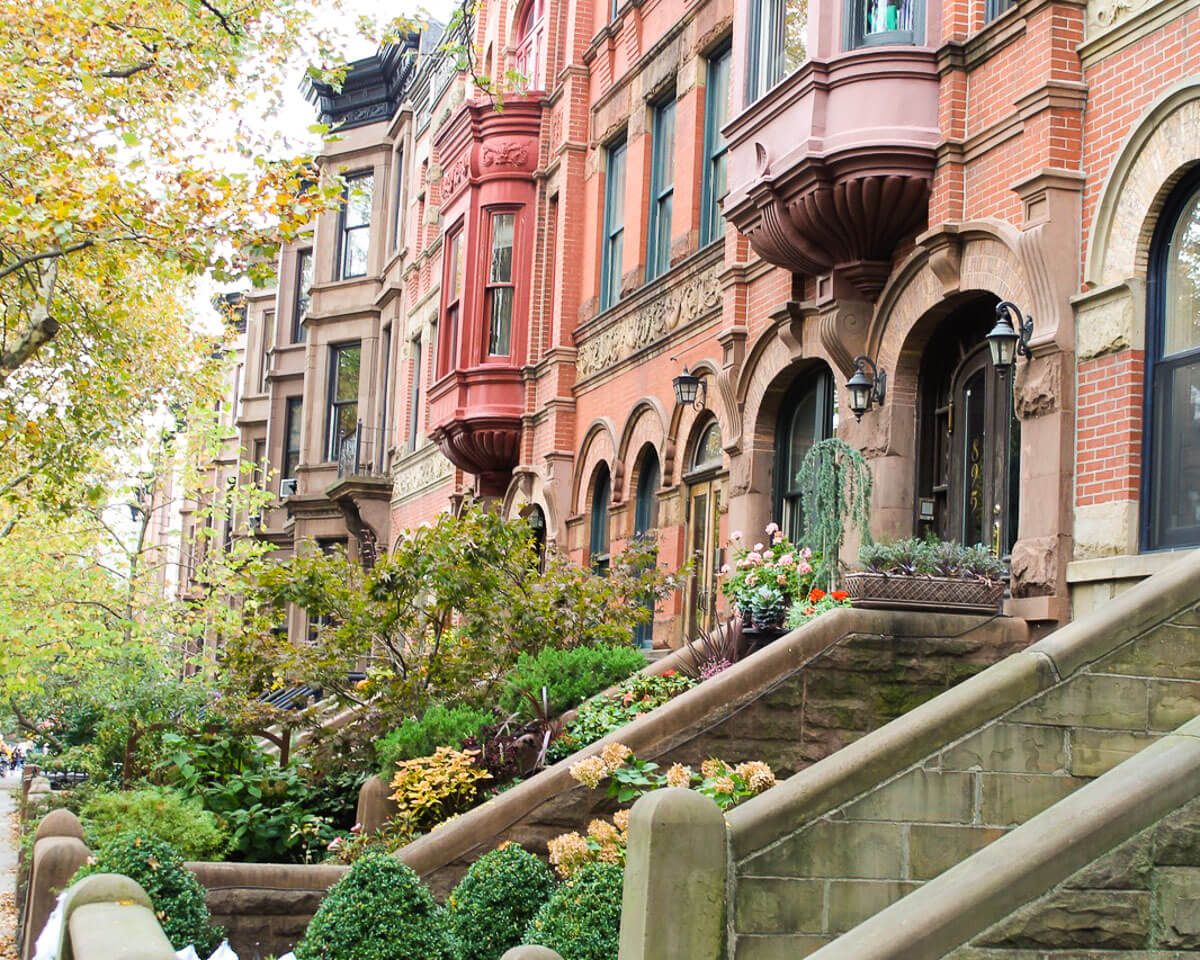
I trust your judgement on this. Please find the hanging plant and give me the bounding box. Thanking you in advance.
[797,438,873,590]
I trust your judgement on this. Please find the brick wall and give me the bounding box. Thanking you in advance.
[1075,350,1143,509]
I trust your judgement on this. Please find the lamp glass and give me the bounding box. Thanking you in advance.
[985,318,1018,367]
[673,372,700,407]
[846,367,873,417]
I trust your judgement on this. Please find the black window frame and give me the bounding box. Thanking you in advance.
[700,44,732,248]
[283,396,303,483]
[1142,165,1200,551]
[599,136,628,312]
[646,94,677,282]
[589,463,612,573]
[336,170,374,280]
[408,334,422,453]
[325,341,362,463]
[293,248,313,344]
[773,369,835,539]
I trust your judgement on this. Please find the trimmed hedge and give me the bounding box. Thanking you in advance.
[80,787,229,861]
[447,843,557,960]
[71,832,223,953]
[295,854,458,960]
[375,704,494,776]
[498,645,646,719]
[523,862,624,960]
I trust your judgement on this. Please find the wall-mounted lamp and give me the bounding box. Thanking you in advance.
[846,355,886,421]
[671,358,707,411]
[986,301,1034,368]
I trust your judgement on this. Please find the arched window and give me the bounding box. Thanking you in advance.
[774,369,834,540]
[589,463,611,573]
[526,503,547,572]
[514,0,546,91]
[1146,169,1200,550]
[632,448,661,648]
[685,419,723,638]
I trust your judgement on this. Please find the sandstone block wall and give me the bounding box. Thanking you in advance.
[731,598,1200,960]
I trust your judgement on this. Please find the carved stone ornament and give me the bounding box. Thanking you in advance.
[394,447,454,500]
[442,159,470,198]
[481,140,531,167]
[576,266,723,377]
[1090,0,1148,28]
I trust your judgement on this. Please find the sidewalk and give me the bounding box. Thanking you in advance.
[0,770,19,959]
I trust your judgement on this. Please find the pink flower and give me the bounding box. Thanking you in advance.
[779,552,794,566]
[747,551,762,563]
[765,522,780,535]
[753,542,765,552]
[731,531,743,542]
[773,531,784,544]
[328,837,342,849]
[798,561,813,575]
[776,574,787,584]
[800,546,813,560]
[763,549,774,560]
[746,573,758,586]
[350,823,362,834]
[720,564,730,575]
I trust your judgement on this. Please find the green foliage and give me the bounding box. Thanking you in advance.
[858,536,1007,580]
[547,671,695,762]
[523,862,624,960]
[498,645,647,720]
[296,854,459,960]
[388,746,491,836]
[80,787,229,861]
[447,844,557,960]
[375,704,494,776]
[71,833,223,953]
[798,437,874,590]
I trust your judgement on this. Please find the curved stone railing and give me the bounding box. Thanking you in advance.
[397,608,1027,896]
[55,874,176,960]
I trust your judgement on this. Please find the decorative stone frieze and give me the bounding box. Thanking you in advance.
[393,446,453,501]
[575,264,722,378]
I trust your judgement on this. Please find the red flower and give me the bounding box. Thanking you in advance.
[831,590,849,601]
[809,589,826,602]
[662,669,676,677]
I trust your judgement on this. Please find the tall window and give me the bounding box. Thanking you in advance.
[589,464,611,574]
[338,171,374,279]
[1145,170,1200,550]
[408,335,422,452]
[487,212,516,355]
[392,149,405,251]
[258,310,275,394]
[379,326,391,473]
[747,0,807,103]
[439,231,464,377]
[633,450,661,648]
[514,0,546,89]
[847,0,921,48]
[326,343,361,462]
[774,370,834,540]
[646,98,676,282]
[283,396,302,483]
[293,249,312,343]
[600,138,627,311]
[251,439,267,488]
[701,47,732,247]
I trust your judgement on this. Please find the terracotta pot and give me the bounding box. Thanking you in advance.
[844,571,1006,612]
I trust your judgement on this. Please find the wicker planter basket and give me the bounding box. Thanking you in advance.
[844,571,1006,612]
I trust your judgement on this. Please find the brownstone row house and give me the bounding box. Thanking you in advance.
[213,0,1200,652]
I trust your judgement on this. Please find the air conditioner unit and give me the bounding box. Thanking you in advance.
[279,477,298,498]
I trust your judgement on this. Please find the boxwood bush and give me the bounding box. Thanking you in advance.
[295,854,459,960]
[447,843,557,960]
[375,704,494,776]
[70,832,223,953]
[80,787,230,861]
[523,862,624,960]
[498,645,647,719]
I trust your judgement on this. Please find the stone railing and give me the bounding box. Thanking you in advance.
[53,874,176,960]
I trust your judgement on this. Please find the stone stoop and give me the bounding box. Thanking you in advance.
[725,548,1200,960]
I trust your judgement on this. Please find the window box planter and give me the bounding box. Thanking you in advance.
[843,571,1005,613]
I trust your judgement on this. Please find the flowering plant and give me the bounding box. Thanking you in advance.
[785,588,853,629]
[547,810,631,879]
[721,523,819,627]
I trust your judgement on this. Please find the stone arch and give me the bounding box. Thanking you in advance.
[502,467,564,548]
[665,358,729,485]
[572,417,619,515]
[1086,80,1200,288]
[617,396,670,499]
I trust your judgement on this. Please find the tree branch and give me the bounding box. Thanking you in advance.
[99,61,155,79]
[0,242,91,281]
[0,259,60,380]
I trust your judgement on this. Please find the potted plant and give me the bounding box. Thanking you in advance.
[721,524,817,645]
[846,537,1007,611]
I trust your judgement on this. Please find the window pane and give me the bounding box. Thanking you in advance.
[285,398,302,478]
[489,287,513,355]
[960,370,986,546]
[334,346,361,402]
[490,213,515,283]
[344,229,369,278]
[864,0,913,35]
[653,194,672,277]
[345,174,374,227]
[294,250,312,342]
[1154,363,1200,541]
[393,152,405,248]
[694,421,723,469]
[1166,186,1200,357]
[601,141,627,309]
[451,233,464,302]
[702,50,732,246]
[648,101,675,280]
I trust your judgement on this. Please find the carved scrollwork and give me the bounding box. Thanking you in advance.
[442,159,470,198]
[576,266,723,377]
[481,140,531,167]
[394,447,454,500]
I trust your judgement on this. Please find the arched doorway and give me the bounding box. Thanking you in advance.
[916,297,1020,555]
[773,367,835,540]
[685,420,724,639]
[632,447,661,648]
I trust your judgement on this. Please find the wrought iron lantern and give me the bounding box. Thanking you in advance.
[846,355,887,421]
[671,360,707,411]
[987,301,1034,367]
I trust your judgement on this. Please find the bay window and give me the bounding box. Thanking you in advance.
[747,0,808,103]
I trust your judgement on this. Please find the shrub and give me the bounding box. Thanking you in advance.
[71,833,223,952]
[547,671,695,762]
[375,704,494,776]
[523,862,624,960]
[295,854,458,960]
[858,536,1007,581]
[447,843,557,960]
[389,746,492,834]
[80,787,230,861]
[498,645,647,719]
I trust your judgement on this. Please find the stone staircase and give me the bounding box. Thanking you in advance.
[725,548,1200,960]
